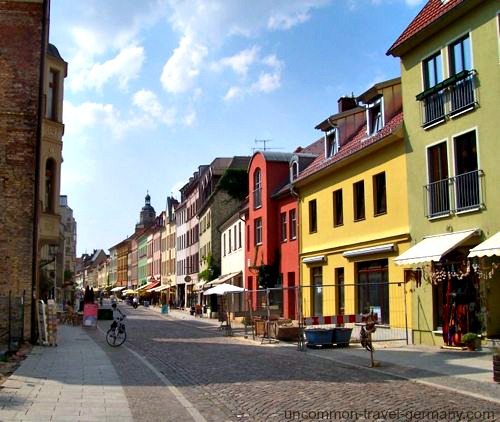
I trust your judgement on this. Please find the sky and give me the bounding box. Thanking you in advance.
[49,0,424,256]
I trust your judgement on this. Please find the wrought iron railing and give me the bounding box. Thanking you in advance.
[424,169,484,218]
[418,70,477,127]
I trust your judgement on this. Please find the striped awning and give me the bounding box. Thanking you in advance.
[468,232,500,258]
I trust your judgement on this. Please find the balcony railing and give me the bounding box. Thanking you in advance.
[424,169,484,218]
[417,70,477,128]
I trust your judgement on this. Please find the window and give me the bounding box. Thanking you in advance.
[289,209,296,240]
[234,226,237,251]
[325,127,338,158]
[353,181,365,221]
[246,224,250,251]
[367,98,383,135]
[45,159,56,212]
[333,189,343,227]
[357,259,389,324]
[280,212,287,242]
[47,69,59,120]
[335,268,345,316]
[253,168,262,208]
[311,267,323,317]
[308,200,317,233]
[426,142,449,217]
[449,35,471,75]
[228,229,232,253]
[453,130,480,211]
[223,233,226,256]
[423,52,443,90]
[238,222,242,249]
[254,218,262,245]
[373,172,387,216]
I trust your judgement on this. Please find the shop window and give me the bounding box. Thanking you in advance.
[353,181,365,221]
[373,172,387,216]
[309,199,317,233]
[311,266,323,317]
[333,189,343,227]
[357,259,389,324]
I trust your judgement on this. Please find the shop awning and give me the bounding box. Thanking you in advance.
[146,281,160,290]
[136,282,154,291]
[394,228,480,266]
[204,271,241,288]
[150,284,170,292]
[110,286,126,292]
[468,231,500,258]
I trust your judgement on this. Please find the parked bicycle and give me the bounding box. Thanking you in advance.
[106,314,126,347]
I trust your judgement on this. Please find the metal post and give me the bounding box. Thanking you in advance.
[8,291,11,353]
[403,281,409,345]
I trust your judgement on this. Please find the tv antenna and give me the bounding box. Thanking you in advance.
[252,139,284,153]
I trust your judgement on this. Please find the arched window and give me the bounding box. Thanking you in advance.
[290,161,299,181]
[45,159,56,212]
[253,168,262,208]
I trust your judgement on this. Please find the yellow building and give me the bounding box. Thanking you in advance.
[388,0,500,345]
[295,78,413,341]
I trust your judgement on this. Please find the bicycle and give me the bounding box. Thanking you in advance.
[106,315,127,347]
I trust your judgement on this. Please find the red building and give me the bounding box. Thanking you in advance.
[245,147,321,319]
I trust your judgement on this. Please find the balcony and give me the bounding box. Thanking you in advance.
[417,70,477,128]
[424,169,484,218]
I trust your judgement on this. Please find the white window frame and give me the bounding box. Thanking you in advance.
[325,127,339,158]
[366,97,384,136]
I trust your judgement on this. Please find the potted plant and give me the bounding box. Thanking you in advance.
[461,332,478,351]
[493,348,500,383]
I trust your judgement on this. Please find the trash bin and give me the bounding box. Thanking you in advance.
[332,327,353,346]
[161,304,169,314]
[143,300,149,308]
[305,328,334,346]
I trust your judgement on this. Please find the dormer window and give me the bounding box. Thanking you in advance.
[290,160,299,181]
[367,97,384,136]
[325,127,338,158]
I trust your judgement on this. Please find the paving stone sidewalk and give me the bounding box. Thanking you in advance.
[0,325,133,422]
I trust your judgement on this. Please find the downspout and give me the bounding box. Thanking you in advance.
[31,0,49,344]
[289,183,300,322]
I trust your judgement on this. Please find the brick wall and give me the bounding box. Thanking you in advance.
[0,0,46,341]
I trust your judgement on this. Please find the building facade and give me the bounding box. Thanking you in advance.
[388,0,500,344]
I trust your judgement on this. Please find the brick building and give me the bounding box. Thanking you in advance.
[0,0,49,342]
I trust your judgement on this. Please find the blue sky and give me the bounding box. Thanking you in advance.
[50,0,423,256]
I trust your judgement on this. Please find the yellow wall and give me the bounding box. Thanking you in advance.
[398,0,500,343]
[298,135,412,329]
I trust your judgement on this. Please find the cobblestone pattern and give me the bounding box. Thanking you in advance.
[97,309,500,422]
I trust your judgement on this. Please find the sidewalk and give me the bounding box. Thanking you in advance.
[0,325,133,422]
[149,304,500,404]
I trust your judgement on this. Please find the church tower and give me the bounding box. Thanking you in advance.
[135,191,156,231]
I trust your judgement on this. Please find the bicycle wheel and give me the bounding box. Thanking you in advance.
[106,328,127,347]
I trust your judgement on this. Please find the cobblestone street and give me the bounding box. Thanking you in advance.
[88,307,500,422]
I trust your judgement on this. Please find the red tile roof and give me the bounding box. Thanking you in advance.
[295,112,403,182]
[387,0,465,56]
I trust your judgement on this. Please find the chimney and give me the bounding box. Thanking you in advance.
[338,96,357,113]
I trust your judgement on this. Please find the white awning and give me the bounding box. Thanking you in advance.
[394,228,480,266]
[342,243,395,258]
[110,286,126,292]
[150,284,170,292]
[205,271,242,287]
[468,232,500,258]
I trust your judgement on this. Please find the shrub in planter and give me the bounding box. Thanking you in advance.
[461,333,478,350]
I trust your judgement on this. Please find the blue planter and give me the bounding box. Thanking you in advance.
[305,328,334,346]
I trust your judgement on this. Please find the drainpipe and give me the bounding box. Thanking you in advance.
[31,0,49,344]
[289,184,301,321]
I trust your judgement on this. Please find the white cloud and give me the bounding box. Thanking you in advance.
[70,45,145,92]
[162,0,328,96]
[223,54,284,101]
[183,110,196,126]
[133,89,177,126]
[212,46,260,77]
[160,35,208,94]
[64,100,150,141]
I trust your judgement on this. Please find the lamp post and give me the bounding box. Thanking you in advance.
[49,244,58,303]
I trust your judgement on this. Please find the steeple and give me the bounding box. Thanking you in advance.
[135,191,156,231]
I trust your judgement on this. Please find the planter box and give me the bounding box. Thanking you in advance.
[332,328,352,346]
[305,328,334,346]
[276,326,300,341]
